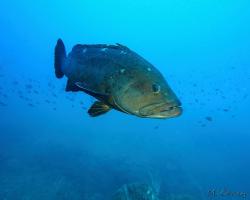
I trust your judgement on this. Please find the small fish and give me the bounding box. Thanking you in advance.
[53,39,182,119]
[205,116,213,122]
[25,84,33,90]
[12,80,19,85]
[45,100,51,104]
[24,97,31,101]
[48,82,55,89]
[82,106,87,110]
[19,95,24,99]
[28,103,35,107]
[0,101,7,107]
[243,94,248,99]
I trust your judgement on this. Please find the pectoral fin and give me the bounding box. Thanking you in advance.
[75,82,109,101]
[66,79,82,92]
[88,101,111,117]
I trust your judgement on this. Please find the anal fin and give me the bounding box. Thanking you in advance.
[88,101,111,117]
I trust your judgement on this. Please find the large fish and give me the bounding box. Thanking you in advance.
[54,39,182,119]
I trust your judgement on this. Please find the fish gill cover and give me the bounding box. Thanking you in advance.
[0,0,250,200]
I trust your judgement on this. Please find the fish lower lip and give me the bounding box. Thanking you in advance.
[161,106,181,112]
[139,102,182,117]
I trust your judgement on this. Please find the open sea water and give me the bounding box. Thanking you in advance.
[0,0,249,199]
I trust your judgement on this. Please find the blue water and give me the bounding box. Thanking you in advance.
[0,0,250,199]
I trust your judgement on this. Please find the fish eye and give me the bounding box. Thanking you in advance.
[152,83,161,93]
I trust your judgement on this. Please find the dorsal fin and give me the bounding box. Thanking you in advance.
[72,43,130,52]
[116,43,130,50]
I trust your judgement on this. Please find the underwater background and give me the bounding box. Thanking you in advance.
[0,0,250,199]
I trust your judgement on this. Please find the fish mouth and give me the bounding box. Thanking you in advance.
[139,101,182,119]
[158,105,182,118]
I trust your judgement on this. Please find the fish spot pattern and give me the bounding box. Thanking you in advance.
[101,48,108,52]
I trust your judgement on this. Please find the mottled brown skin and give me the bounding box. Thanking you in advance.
[62,43,182,118]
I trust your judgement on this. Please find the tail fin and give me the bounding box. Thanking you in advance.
[54,39,66,78]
